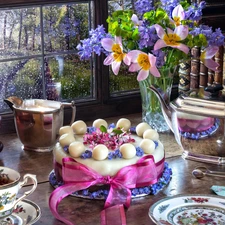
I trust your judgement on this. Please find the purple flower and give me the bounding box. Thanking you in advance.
[134,0,154,16]
[138,24,158,49]
[184,2,206,21]
[77,25,112,60]
[80,150,92,159]
[151,50,166,67]
[190,25,225,47]
[136,147,144,157]
[160,0,180,17]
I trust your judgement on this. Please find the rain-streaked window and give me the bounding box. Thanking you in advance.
[0,2,94,113]
[0,0,139,116]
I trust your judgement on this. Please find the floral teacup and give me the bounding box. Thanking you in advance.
[0,166,37,219]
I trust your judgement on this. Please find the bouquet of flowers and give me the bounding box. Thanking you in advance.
[77,0,224,131]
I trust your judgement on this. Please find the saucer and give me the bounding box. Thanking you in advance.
[149,194,225,225]
[0,199,41,225]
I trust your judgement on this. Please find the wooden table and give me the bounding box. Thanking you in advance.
[1,114,225,225]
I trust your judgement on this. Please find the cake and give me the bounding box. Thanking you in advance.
[51,118,171,199]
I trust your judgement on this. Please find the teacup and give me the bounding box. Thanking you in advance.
[0,166,37,219]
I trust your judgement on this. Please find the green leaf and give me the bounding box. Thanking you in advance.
[112,128,123,135]
[100,125,107,133]
[127,41,136,50]
[132,28,140,41]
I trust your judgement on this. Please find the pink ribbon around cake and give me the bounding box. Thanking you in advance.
[49,155,164,225]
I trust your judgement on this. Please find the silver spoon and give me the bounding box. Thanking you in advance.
[192,166,225,179]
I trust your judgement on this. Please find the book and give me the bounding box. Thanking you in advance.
[214,45,224,85]
[190,46,200,90]
[178,60,191,95]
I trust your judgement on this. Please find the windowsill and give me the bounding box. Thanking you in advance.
[0,85,178,134]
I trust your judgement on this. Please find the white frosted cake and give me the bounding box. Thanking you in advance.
[51,118,170,198]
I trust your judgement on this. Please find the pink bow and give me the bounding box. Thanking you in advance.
[49,155,161,225]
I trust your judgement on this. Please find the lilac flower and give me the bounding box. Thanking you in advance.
[190,25,225,47]
[209,28,225,47]
[77,25,112,60]
[138,24,158,49]
[160,0,180,17]
[184,1,206,21]
[134,0,154,16]
[151,50,166,67]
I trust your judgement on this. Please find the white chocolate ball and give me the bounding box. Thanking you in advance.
[59,126,73,136]
[120,143,136,159]
[143,129,159,141]
[136,122,152,137]
[92,144,108,161]
[140,139,155,154]
[71,120,87,135]
[69,141,85,158]
[93,119,108,129]
[59,133,75,147]
[116,118,131,131]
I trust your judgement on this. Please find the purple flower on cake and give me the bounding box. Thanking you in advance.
[83,126,135,150]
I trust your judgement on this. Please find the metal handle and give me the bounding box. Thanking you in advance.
[14,174,37,207]
[61,101,76,125]
[182,151,225,165]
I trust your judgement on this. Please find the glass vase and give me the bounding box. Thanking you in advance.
[139,66,177,132]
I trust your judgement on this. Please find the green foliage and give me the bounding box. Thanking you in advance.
[59,60,91,99]
[107,10,139,50]
[112,128,123,135]
[144,8,170,27]
[100,125,107,133]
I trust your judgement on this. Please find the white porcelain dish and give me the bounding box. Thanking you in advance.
[149,194,225,225]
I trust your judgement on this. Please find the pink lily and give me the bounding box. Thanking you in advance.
[154,24,189,54]
[131,14,143,27]
[127,50,160,81]
[200,46,219,71]
[101,36,130,75]
[171,5,185,26]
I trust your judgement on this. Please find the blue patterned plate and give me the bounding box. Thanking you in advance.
[149,194,225,225]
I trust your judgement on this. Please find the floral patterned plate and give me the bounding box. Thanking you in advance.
[149,194,225,225]
[0,199,41,225]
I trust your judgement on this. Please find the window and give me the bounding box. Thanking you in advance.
[0,0,142,134]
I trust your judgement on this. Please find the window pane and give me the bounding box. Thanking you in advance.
[108,0,133,12]
[0,58,43,113]
[43,3,91,53]
[0,1,94,114]
[0,7,41,59]
[44,54,93,101]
